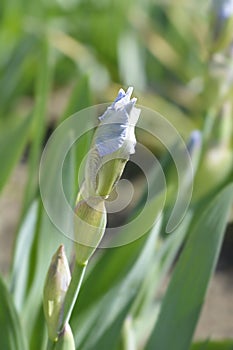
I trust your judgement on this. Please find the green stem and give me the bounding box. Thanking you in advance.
[59,261,87,332]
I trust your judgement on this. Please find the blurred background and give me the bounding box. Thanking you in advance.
[0,0,233,341]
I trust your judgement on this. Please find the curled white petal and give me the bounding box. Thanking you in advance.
[95,87,140,157]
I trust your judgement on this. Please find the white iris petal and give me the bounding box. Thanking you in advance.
[95,87,140,157]
[95,124,128,157]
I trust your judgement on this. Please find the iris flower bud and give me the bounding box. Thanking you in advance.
[74,87,139,264]
[43,245,71,341]
[84,87,140,198]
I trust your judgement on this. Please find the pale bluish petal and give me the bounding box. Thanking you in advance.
[99,88,127,121]
[113,87,134,110]
[95,87,140,157]
[187,130,202,155]
[124,100,136,117]
[84,86,140,197]
[221,0,233,18]
[95,123,128,156]
[128,104,140,125]
[99,107,129,126]
[113,88,126,103]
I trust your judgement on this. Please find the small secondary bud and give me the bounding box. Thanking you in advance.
[43,245,71,341]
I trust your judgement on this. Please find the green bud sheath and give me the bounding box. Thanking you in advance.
[74,197,107,265]
[96,157,127,197]
[54,324,75,350]
[43,245,71,341]
[83,147,128,198]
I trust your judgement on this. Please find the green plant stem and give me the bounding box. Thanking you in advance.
[59,261,87,332]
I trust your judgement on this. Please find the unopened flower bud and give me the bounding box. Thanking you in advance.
[74,197,107,265]
[84,87,140,197]
[54,324,75,350]
[43,245,71,341]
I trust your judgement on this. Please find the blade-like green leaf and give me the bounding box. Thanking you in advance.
[0,113,31,193]
[75,290,135,350]
[22,39,53,213]
[145,183,233,350]
[0,276,28,350]
[63,75,93,198]
[0,36,35,116]
[29,305,47,350]
[10,201,39,311]
[60,74,92,122]
[130,212,192,347]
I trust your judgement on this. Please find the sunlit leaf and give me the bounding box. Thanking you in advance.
[145,183,233,350]
[0,113,31,193]
[0,276,28,350]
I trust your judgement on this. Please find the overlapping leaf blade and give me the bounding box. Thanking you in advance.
[0,276,28,350]
[145,183,233,350]
[0,113,31,193]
